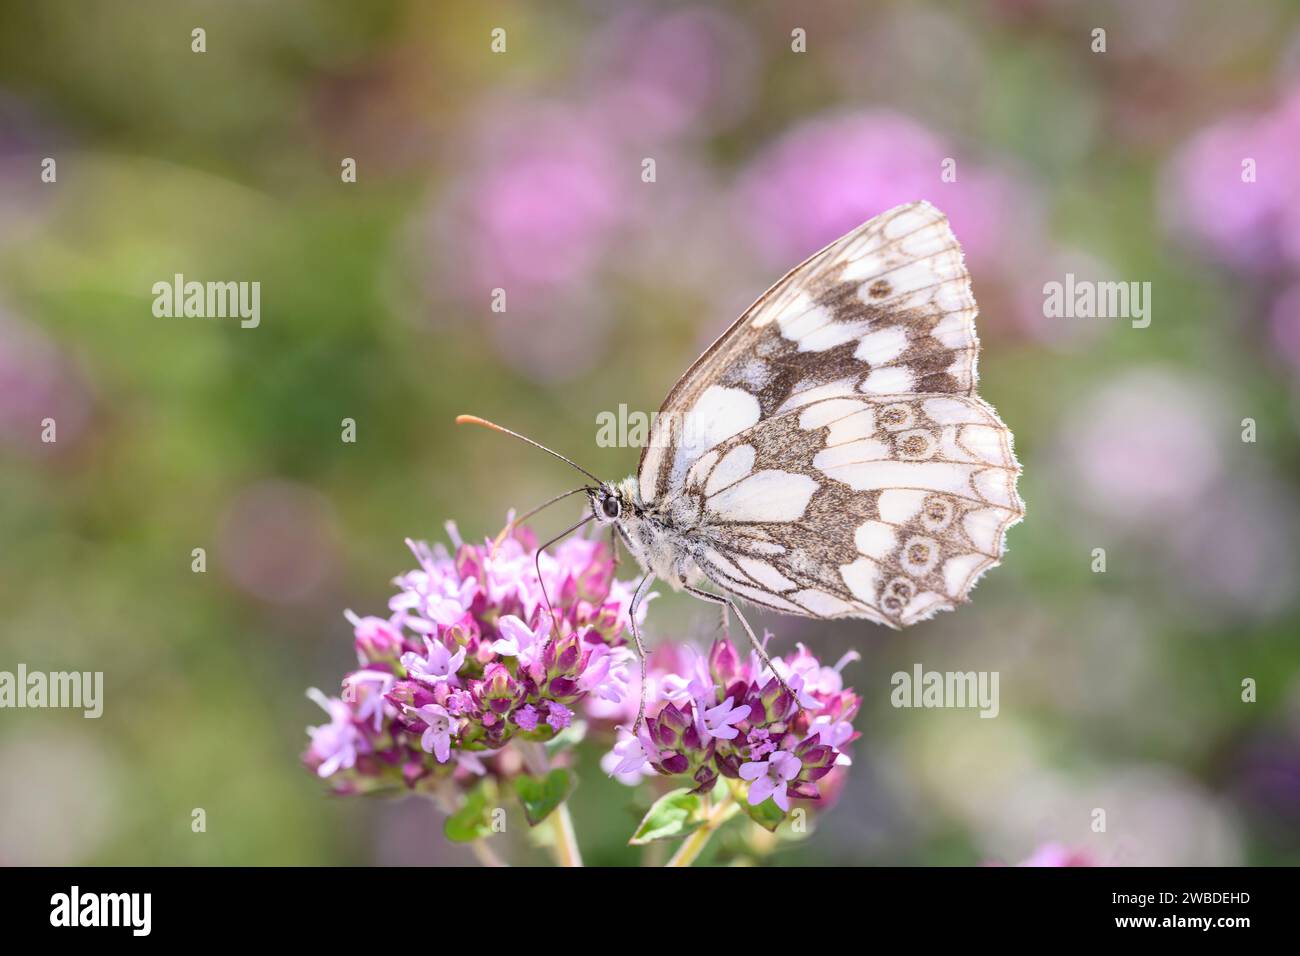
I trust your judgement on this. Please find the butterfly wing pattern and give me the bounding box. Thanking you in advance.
[636,201,1023,628]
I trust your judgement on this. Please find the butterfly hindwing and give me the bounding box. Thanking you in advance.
[684,394,1023,627]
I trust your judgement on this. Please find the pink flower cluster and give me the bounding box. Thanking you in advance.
[1165,85,1300,273]
[303,519,865,826]
[303,523,640,794]
[595,637,862,817]
[1165,85,1300,376]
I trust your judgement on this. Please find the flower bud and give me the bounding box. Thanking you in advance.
[657,751,690,775]
[652,702,691,750]
[574,543,615,603]
[708,638,742,686]
[351,614,405,663]
[386,678,434,712]
[691,763,719,794]
[454,544,483,587]
[474,663,520,716]
[759,677,794,723]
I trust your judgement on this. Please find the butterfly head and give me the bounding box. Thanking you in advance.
[588,483,625,525]
[588,475,645,525]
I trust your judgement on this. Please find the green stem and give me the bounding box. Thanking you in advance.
[470,838,508,867]
[519,741,583,867]
[665,790,737,867]
[551,802,583,867]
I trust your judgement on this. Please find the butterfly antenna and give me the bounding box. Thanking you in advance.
[456,415,603,486]
[491,485,591,554]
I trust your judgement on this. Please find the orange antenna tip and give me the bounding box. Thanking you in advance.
[454,414,603,485]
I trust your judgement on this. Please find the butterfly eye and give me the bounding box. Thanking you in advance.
[602,496,621,519]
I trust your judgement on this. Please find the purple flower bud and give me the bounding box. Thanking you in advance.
[445,613,479,648]
[825,690,862,725]
[386,679,434,711]
[454,545,483,586]
[445,689,475,715]
[691,763,719,794]
[715,750,743,779]
[652,702,691,749]
[586,601,622,640]
[737,688,763,722]
[557,574,579,610]
[574,542,615,602]
[793,732,830,760]
[547,676,578,698]
[797,743,835,768]
[557,639,583,674]
[402,760,428,788]
[544,631,584,677]
[759,677,793,723]
[658,751,690,775]
[350,613,405,662]
[682,722,703,751]
[474,663,520,715]
[709,638,742,686]
[509,524,538,552]
[661,701,692,734]
[352,754,381,777]
[787,781,820,800]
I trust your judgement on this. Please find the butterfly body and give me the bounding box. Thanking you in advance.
[588,478,702,590]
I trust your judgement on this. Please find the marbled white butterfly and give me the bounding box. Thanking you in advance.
[461,200,1024,728]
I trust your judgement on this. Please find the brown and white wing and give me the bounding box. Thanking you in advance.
[638,200,983,507]
[683,394,1024,628]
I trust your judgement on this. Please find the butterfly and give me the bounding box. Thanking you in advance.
[461,200,1024,728]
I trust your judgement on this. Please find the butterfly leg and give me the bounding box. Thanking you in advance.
[627,571,656,735]
[609,524,621,571]
[683,586,798,714]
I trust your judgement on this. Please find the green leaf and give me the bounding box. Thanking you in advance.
[544,719,587,756]
[514,768,576,827]
[738,792,788,833]
[629,788,704,845]
[443,782,496,843]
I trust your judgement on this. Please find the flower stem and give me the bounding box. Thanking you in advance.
[551,803,583,867]
[665,790,738,867]
[519,741,584,867]
[470,838,508,867]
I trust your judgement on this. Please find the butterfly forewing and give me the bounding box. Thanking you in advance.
[636,200,1023,626]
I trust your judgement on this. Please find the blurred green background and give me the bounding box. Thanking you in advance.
[2,0,1299,865]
